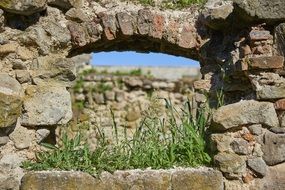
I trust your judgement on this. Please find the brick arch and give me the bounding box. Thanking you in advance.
[67,8,203,60]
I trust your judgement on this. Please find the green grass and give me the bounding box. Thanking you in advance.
[22,99,211,175]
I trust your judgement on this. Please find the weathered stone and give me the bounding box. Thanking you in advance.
[253,143,263,157]
[117,12,135,36]
[246,56,284,70]
[21,171,98,190]
[249,30,272,41]
[99,13,117,40]
[171,169,223,190]
[0,136,9,146]
[274,99,285,110]
[42,20,71,49]
[15,70,30,84]
[247,157,268,177]
[36,128,50,143]
[233,0,285,23]
[249,73,285,100]
[32,56,76,85]
[68,22,88,47]
[210,133,232,152]
[149,14,164,39]
[254,162,285,189]
[126,109,141,122]
[0,9,4,31]
[214,152,246,179]
[275,23,285,56]
[137,9,152,35]
[93,93,105,104]
[0,154,25,190]
[248,124,263,135]
[262,131,285,166]
[0,73,23,128]
[66,8,88,22]
[104,91,115,101]
[193,80,211,92]
[212,100,279,131]
[0,43,18,55]
[224,180,248,190]
[202,0,234,30]
[21,85,72,126]
[99,170,171,190]
[0,0,47,16]
[9,124,33,149]
[270,127,285,134]
[177,23,197,49]
[48,0,83,10]
[195,93,207,103]
[230,138,251,155]
[115,91,125,102]
[125,77,143,88]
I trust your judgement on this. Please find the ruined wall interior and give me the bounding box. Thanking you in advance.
[0,0,285,189]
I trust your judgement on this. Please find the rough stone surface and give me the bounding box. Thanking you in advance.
[21,168,223,190]
[48,0,83,10]
[248,124,263,135]
[246,56,284,70]
[230,138,251,155]
[21,85,72,126]
[0,136,9,146]
[36,128,50,143]
[249,73,285,100]
[262,131,285,166]
[214,152,246,179]
[0,154,24,190]
[171,169,223,190]
[247,157,268,177]
[212,100,279,131]
[233,0,285,23]
[9,124,34,149]
[21,171,98,190]
[210,133,232,152]
[202,0,234,30]
[0,73,23,128]
[0,0,47,15]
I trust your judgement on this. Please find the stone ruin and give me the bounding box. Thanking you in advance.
[0,0,285,189]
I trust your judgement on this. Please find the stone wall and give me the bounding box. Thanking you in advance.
[66,69,199,147]
[0,0,285,189]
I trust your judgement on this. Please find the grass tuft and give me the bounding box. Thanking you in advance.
[22,99,211,175]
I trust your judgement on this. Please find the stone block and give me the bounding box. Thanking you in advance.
[0,73,23,128]
[0,0,47,16]
[214,152,246,179]
[247,157,268,177]
[21,85,72,126]
[247,56,284,70]
[21,171,98,190]
[262,131,285,166]
[212,100,279,131]
[171,169,223,190]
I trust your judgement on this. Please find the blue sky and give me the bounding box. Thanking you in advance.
[91,51,200,67]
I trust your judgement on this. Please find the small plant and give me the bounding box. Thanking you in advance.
[22,133,96,174]
[92,83,113,93]
[23,99,211,175]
